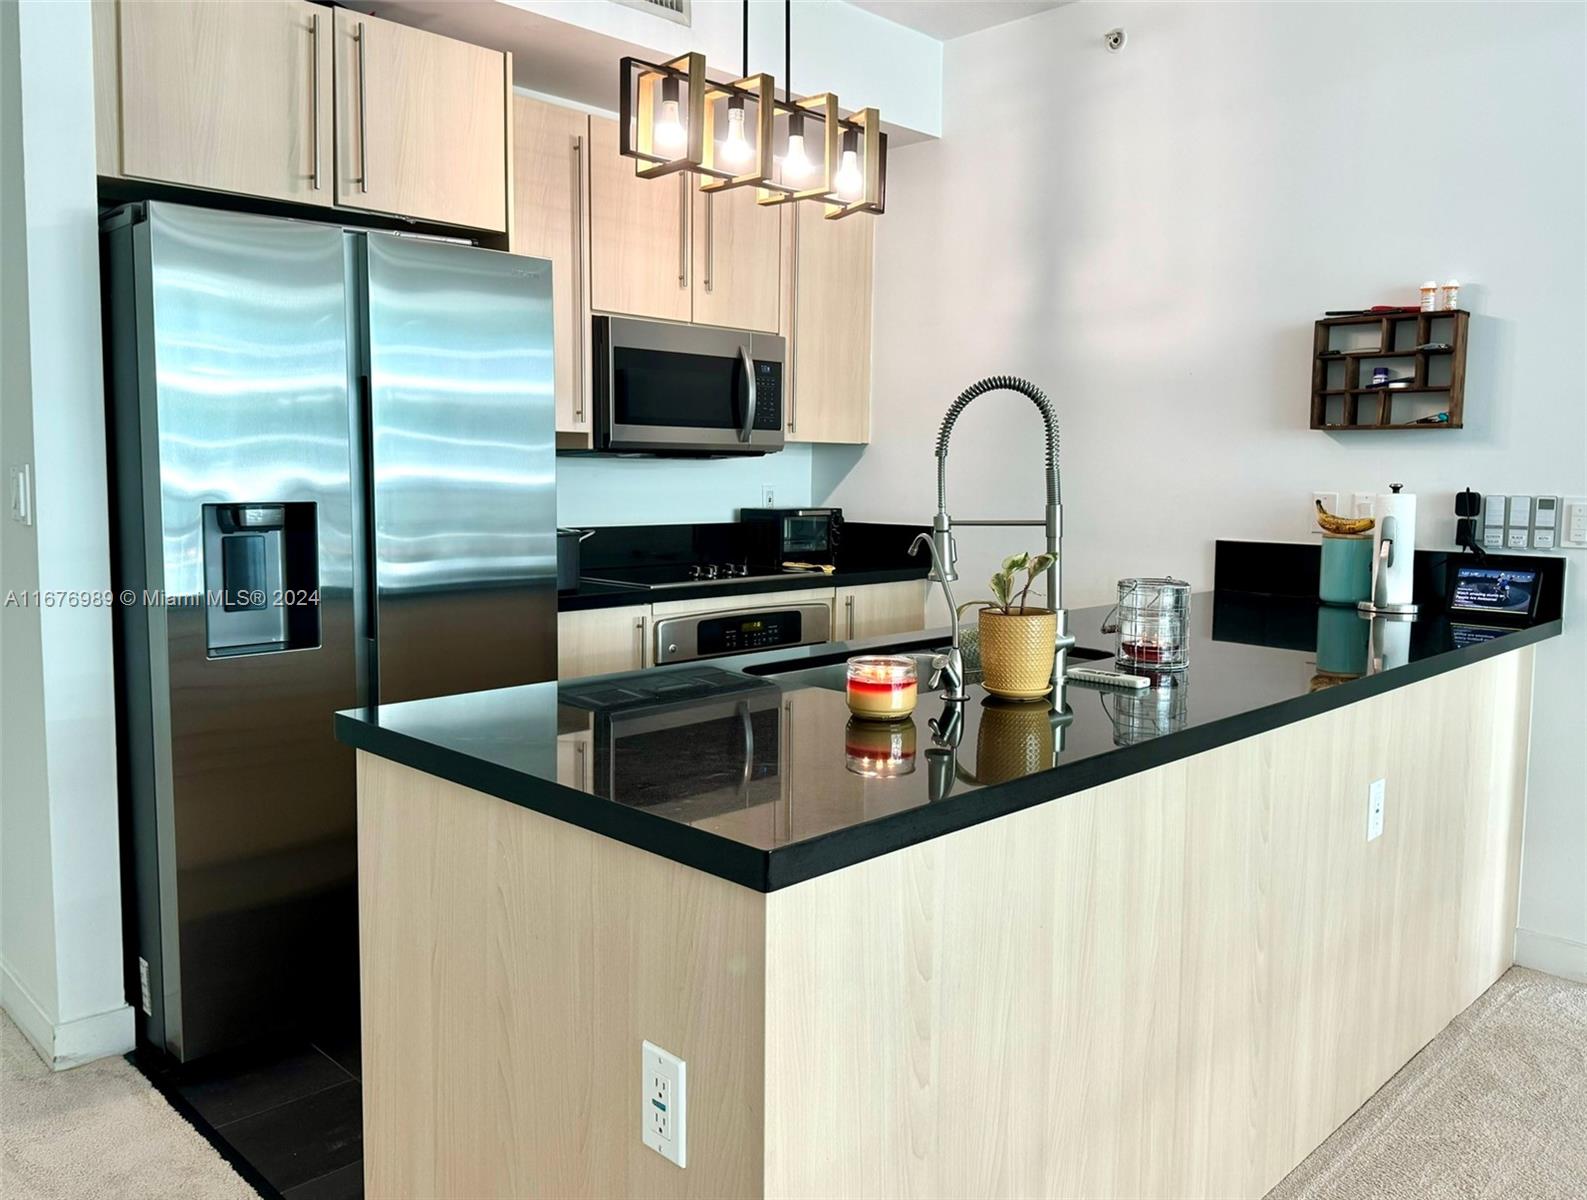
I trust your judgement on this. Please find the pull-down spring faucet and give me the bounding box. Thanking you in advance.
[929,375,1075,688]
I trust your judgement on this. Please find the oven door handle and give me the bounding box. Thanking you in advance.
[738,700,754,796]
[737,346,755,444]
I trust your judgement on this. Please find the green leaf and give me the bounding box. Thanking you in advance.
[1001,552,1030,574]
[1027,553,1055,577]
[989,572,1012,611]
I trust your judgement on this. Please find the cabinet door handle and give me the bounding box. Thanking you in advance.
[845,594,854,639]
[677,174,690,289]
[571,132,586,425]
[703,191,714,293]
[786,209,798,433]
[635,615,646,665]
[356,21,369,194]
[310,12,322,190]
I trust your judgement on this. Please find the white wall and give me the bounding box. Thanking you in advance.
[0,0,134,1067]
[827,1,1587,976]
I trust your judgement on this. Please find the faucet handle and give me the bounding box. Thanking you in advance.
[927,653,949,689]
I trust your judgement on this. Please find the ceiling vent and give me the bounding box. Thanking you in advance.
[611,0,691,26]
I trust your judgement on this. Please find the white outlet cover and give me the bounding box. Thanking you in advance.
[642,1040,686,1167]
[1367,778,1385,842]
[761,484,776,507]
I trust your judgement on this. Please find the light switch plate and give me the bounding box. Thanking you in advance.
[1562,497,1587,548]
[1310,492,1339,536]
[1367,778,1385,841]
[1483,494,1507,548]
[642,1040,686,1167]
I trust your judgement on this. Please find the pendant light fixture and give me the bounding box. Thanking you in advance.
[698,0,776,193]
[617,0,885,215]
[619,51,706,177]
[756,1,886,218]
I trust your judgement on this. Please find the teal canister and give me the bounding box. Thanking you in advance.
[1319,532,1373,606]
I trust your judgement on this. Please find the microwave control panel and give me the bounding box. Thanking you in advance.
[753,362,782,431]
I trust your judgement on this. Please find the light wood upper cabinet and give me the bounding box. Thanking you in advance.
[332,8,508,232]
[691,186,782,334]
[114,0,333,206]
[836,580,928,642]
[788,203,875,444]
[587,116,691,323]
[558,606,650,681]
[512,96,591,439]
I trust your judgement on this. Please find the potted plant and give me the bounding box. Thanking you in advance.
[974,551,1057,699]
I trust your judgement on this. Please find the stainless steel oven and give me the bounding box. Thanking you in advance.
[591,315,784,455]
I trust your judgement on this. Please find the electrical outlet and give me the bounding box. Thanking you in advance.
[1367,778,1385,841]
[1310,491,1339,536]
[642,1041,686,1167]
[1351,493,1376,520]
[760,484,776,507]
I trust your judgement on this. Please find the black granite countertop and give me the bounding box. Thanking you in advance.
[557,519,930,611]
[335,590,1561,892]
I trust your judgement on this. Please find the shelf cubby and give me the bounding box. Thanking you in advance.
[1310,309,1469,431]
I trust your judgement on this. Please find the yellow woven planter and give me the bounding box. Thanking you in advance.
[978,607,1056,699]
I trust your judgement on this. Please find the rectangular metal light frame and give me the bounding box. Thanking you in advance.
[619,52,706,178]
[699,73,777,192]
[823,107,887,218]
[756,92,840,206]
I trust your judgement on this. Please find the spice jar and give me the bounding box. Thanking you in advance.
[1441,279,1461,310]
[845,655,918,722]
[1419,281,1439,312]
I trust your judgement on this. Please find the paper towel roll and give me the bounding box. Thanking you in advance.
[1373,488,1417,608]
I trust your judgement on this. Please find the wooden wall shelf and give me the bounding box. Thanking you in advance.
[1310,309,1469,431]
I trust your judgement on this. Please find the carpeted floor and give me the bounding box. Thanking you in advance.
[1267,967,1587,1200]
[0,1013,258,1200]
[2,967,1583,1199]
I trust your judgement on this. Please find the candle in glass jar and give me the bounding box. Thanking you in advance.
[845,655,918,721]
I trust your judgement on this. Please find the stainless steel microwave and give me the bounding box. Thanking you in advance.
[591,315,785,455]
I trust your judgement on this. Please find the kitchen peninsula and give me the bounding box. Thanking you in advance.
[338,583,1559,1200]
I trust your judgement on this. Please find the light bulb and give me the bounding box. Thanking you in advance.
[720,103,752,167]
[782,133,810,182]
[835,148,863,200]
[654,98,686,153]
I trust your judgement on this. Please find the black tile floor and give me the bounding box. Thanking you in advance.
[131,1026,364,1200]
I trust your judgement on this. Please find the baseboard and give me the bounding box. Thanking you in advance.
[1,958,135,1070]
[1514,928,1587,983]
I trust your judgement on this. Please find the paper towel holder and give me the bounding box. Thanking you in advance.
[1358,484,1419,619]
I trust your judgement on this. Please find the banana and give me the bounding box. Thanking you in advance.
[1314,499,1375,536]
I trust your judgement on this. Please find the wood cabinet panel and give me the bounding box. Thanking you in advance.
[586,116,692,322]
[691,186,781,333]
[787,204,874,443]
[558,606,649,680]
[762,650,1534,1200]
[836,580,927,642]
[512,96,591,439]
[332,8,507,232]
[117,0,333,206]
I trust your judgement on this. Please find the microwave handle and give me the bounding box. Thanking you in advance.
[737,346,755,443]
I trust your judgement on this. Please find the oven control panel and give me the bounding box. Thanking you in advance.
[654,602,832,665]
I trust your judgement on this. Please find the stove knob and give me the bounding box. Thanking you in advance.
[704,565,719,579]
[687,564,704,580]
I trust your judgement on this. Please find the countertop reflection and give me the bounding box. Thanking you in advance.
[336,591,1560,891]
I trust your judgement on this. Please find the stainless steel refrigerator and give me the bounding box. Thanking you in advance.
[102,201,556,1061]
